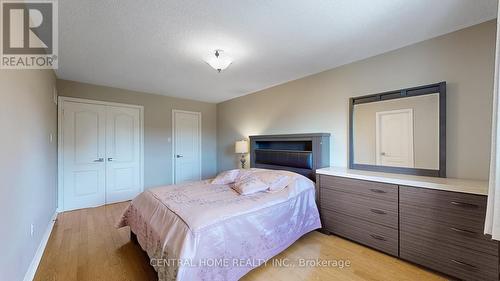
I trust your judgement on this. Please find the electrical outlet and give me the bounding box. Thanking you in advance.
[30,224,34,237]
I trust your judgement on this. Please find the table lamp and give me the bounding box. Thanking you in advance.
[235,140,249,168]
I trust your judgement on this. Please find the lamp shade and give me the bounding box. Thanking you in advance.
[235,140,249,154]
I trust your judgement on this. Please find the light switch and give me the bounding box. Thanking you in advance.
[53,87,58,105]
[49,133,53,143]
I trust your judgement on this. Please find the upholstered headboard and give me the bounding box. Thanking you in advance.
[249,133,330,181]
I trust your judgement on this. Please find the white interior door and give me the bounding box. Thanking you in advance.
[105,106,141,204]
[376,109,414,168]
[62,102,106,211]
[173,110,201,184]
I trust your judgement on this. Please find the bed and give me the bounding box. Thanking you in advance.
[117,133,329,281]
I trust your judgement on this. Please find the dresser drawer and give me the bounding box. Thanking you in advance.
[321,188,398,228]
[401,230,499,281]
[401,206,498,256]
[319,175,398,202]
[400,185,487,231]
[322,209,398,256]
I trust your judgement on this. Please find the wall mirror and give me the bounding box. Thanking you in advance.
[349,82,446,177]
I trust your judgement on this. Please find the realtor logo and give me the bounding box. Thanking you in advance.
[1,0,58,69]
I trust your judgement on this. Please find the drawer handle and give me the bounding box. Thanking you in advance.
[451,259,478,271]
[370,209,386,215]
[450,227,477,235]
[450,201,479,209]
[369,234,386,241]
[369,189,386,194]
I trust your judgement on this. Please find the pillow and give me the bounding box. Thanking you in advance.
[211,169,240,185]
[235,168,267,181]
[232,176,269,195]
[253,171,293,192]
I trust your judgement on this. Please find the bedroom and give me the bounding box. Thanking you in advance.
[1,0,500,280]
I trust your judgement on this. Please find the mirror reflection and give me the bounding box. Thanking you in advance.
[353,93,439,169]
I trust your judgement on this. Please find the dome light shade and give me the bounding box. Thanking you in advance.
[205,50,232,72]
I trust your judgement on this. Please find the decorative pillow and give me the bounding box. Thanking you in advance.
[211,169,240,185]
[253,171,293,192]
[232,176,269,195]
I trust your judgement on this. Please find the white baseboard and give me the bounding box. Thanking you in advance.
[23,211,58,281]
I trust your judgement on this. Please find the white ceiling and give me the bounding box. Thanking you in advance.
[57,0,497,103]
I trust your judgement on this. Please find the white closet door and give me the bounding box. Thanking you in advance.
[62,102,106,211]
[105,106,141,203]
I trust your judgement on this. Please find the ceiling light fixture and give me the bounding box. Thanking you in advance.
[205,49,232,73]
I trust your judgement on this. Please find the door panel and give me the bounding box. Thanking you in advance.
[62,102,106,211]
[173,111,201,184]
[74,111,101,163]
[105,106,141,203]
[113,113,135,162]
[74,171,99,195]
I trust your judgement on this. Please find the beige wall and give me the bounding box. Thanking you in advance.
[217,20,496,180]
[0,69,57,280]
[353,94,439,169]
[57,80,218,187]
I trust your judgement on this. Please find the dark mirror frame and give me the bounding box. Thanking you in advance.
[349,82,446,178]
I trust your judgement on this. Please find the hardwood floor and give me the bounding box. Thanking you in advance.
[34,202,446,281]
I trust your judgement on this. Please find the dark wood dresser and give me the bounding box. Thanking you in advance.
[317,168,498,281]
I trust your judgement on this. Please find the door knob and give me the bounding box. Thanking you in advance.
[93,158,104,162]
[107,158,113,162]
[380,152,386,156]
[176,154,183,158]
